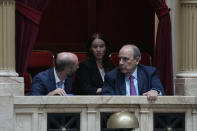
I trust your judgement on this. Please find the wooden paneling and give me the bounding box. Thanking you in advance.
[35,0,154,55]
[96,0,154,54]
[35,0,88,53]
[88,0,97,35]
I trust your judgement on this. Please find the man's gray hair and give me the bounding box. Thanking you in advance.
[132,45,141,60]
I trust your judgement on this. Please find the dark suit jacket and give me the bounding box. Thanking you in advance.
[30,68,72,96]
[72,58,115,95]
[102,64,165,95]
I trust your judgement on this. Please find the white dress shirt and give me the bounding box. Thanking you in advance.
[98,67,105,82]
[54,68,65,89]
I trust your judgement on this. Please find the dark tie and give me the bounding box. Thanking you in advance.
[129,75,136,96]
[57,81,63,89]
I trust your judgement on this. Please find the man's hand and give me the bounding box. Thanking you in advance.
[48,88,67,96]
[143,90,158,103]
[96,88,102,94]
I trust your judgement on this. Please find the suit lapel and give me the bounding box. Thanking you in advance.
[91,60,104,84]
[137,67,143,95]
[64,78,70,93]
[49,68,56,91]
[117,69,126,95]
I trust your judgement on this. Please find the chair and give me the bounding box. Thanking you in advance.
[24,71,32,95]
[28,50,54,69]
[141,52,152,66]
[71,52,87,84]
[27,50,54,77]
[24,50,54,94]
[74,52,86,63]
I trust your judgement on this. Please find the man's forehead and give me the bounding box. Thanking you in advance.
[118,53,129,57]
[119,48,133,57]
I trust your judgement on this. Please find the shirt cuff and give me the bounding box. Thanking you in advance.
[151,88,162,96]
[67,94,74,96]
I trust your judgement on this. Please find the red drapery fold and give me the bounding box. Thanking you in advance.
[15,1,43,25]
[151,0,173,95]
[15,0,48,77]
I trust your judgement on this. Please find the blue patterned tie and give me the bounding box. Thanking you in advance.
[129,75,136,96]
[57,81,63,89]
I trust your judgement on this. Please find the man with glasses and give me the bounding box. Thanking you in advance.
[102,44,164,102]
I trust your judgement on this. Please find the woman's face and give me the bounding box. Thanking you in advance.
[90,38,106,61]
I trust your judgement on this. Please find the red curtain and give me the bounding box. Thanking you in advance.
[150,0,173,95]
[15,0,48,77]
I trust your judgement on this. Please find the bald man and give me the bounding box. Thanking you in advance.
[30,52,79,96]
[102,44,164,102]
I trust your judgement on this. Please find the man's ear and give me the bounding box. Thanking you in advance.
[135,57,141,64]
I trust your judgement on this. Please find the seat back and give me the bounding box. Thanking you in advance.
[28,50,54,69]
[24,71,32,95]
[24,50,54,95]
[141,52,152,66]
[74,52,86,63]
[27,50,54,77]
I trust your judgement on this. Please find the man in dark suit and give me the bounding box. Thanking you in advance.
[30,52,79,96]
[102,44,164,102]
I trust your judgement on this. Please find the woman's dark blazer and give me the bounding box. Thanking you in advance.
[72,58,115,95]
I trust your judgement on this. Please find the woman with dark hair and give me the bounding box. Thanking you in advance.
[72,33,115,95]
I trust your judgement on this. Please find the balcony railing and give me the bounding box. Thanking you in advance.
[14,96,197,131]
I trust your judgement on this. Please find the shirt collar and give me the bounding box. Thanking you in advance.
[54,68,62,84]
[132,67,137,79]
[125,67,138,79]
